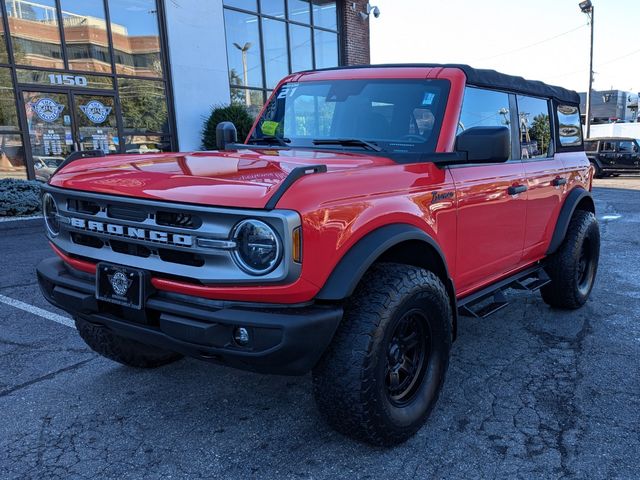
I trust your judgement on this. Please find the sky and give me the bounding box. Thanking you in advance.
[370,0,640,93]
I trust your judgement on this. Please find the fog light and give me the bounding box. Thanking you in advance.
[233,327,250,346]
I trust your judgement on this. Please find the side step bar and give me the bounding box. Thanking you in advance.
[458,266,550,318]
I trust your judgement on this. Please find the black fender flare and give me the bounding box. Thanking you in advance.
[587,155,604,170]
[546,188,595,255]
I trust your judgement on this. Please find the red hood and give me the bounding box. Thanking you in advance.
[49,149,395,209]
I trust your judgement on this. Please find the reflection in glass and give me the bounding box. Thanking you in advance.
[231,87,263,118]
[314,29,337,69]
[289,24,312,72]
[123,134,170,153]
[0,67,19,130]
[108,0,162,77]
[60,0,111,73]
[262,18,288,88]
[517,95,550,158]
[312,1,337,30]
[4,0,64,69]
[288,0,310,24]
[557,105,583,147]
[261,0,285,18]
[458,87,511,158]
[223,0,256,11]
[225,10,263,90]
[0,134,26,179]
[0,6,8,62]
[74,94,117,154]
[118,78,168,133]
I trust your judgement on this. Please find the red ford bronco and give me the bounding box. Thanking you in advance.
[37,64,600,446]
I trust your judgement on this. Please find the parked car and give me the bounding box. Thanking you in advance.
[584,137,640,177]
[36,64,599,446]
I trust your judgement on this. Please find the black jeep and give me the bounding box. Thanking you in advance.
[585,137,640,177]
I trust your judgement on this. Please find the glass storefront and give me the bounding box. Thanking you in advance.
[223,0,339,117]
[0,0,175,181]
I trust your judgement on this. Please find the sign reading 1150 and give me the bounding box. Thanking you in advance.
[48,74,88,87]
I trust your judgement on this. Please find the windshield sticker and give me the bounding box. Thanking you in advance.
[277,83,298,99]
[30,98,65,123]
[422,93,436,106]
[261,120,280,136]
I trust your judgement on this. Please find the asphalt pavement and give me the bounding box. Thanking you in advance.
[0,178,639,479]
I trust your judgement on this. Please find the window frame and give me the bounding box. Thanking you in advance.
[223,0,341,108]
[514,93,554,162]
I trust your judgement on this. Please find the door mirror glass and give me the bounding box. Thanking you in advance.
[455,126,510,163]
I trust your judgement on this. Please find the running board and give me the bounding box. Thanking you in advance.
[458,266,550,318]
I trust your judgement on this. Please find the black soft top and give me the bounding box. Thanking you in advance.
[301,63,581,105]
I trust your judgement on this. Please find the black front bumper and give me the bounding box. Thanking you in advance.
[37,257,343,375]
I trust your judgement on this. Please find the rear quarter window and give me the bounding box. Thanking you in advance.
[556,105,583,147]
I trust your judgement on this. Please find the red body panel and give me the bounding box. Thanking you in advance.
[50,66,593,304]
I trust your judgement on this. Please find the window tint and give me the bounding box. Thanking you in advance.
[584,140,597,152]
[618,141,635,153]
[517,95,551,159]
[458,87,511,158]
[556,105,582,147]
[601,141,615,152]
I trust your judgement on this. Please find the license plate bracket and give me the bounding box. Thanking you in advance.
[96,263,148,310]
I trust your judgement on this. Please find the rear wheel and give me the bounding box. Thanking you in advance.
[591,161,604,178]
[541,210,600,309]
[76,316,182,368]
[312,263,452,446]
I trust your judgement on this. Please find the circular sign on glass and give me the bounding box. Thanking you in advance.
[80,100,112,124]
[31,98,65,123]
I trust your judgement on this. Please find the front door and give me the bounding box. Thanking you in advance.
[616,139,638,170]
[22,90,118,181]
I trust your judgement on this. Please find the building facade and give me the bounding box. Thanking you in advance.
[0,0,370,182]
[579,90,639,124]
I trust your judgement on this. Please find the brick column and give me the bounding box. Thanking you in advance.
[340,0,371,65]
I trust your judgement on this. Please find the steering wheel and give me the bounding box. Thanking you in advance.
[399,134,426,142]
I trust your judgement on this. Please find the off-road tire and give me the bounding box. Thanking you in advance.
[591,161,604,178]
[312,263,452,446]
[541,210,600,309]
[76,316,182,368]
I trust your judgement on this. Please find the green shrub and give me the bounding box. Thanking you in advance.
[0,178,42,216]
[202,104,255,150]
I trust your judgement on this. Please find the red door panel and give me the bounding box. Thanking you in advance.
[450,162,527,295]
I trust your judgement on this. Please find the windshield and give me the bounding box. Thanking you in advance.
[250,79,449,156]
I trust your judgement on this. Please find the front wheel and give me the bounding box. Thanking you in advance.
[541,210,600,309]
[312,263,452,446]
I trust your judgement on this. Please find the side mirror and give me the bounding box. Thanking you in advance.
[455,126,510,163]
[216,121,238,150]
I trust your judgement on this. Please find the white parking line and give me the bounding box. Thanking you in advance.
[0,294,74,328]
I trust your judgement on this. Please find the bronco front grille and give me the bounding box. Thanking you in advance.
[44,186,301,285]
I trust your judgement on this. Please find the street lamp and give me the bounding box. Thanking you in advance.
[579,0,594,138]
[233,42,252,106]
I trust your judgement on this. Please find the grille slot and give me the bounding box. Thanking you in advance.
[156,211,202,229]
[67,199,100,215]
[70,232,104,249]
[158,248,205,267]
[110,239,152,258]
[107,205,148,222]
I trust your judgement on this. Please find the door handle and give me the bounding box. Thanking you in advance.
[508,185,528,195]
[552,177,567,187]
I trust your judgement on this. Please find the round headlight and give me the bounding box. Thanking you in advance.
[42,193,60,236]
[232,219,281,275]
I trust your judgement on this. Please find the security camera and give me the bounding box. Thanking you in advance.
[371,6,380,18]
[358,3,381,20]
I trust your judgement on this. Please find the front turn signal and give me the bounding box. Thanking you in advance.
[292,226,302,263]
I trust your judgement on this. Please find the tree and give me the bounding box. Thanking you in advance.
[529,114,551,155]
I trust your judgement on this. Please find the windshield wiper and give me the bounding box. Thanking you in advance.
[246,135,291,147]
[312,138,383,152]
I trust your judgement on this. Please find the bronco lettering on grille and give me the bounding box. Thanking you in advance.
[69,217,193,246]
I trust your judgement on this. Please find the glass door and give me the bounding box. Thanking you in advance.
[22,91,76,181]
[72,94,118,155]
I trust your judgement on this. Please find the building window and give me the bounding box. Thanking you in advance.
[0,67,25,179]
[60,0,111,74]
[223,0,339,116]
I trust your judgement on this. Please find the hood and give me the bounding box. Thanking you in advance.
[49,149,395,209]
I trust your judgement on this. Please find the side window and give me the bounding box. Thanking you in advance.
[458,87,512,159]
[601,141,615,152]
[618,141,634,153]
[516,95,551,159]
[584,140,597,152]
[556,104,583,148]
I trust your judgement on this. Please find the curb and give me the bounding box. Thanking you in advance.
[0,216,43,231]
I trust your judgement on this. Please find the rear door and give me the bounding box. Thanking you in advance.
[517,95,566,261]
[450,87,527,295]
[616,140,637,170]
[599,140,617,169]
